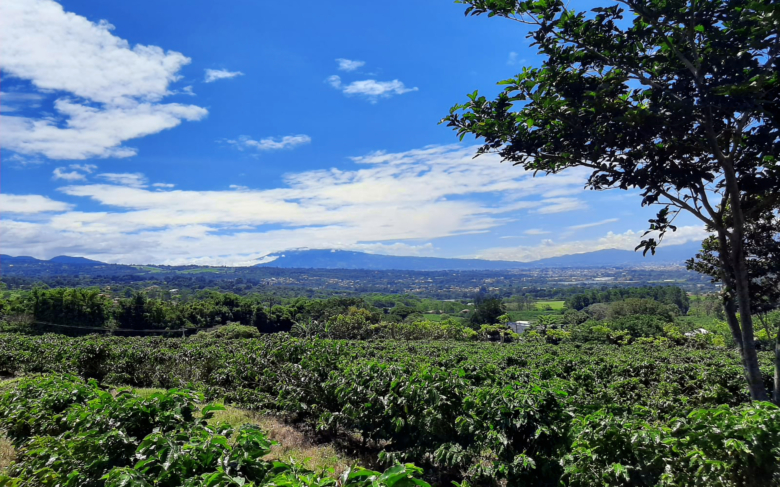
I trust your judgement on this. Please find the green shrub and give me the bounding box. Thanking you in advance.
[201,322,262,340]
[607,315,666,338]
[564,403,780,487]
[0,376,431,487]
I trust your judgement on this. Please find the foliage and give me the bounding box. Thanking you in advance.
[0,334,777,485]
[606,299,679,322]
[200,323,263,340]
[445,0,780,401]
[370,319,477,341]
[468,296,505,328]
[0,376,431,487]
[564,403,780,486]
[565,287,690,313]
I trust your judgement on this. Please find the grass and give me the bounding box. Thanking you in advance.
[0,435,13,474]
[534,300,566,310]
[508,310,563,321]
[132,265,165,273]
[423,314,444,322]
[132,388,359,475]
[209,408,358,475]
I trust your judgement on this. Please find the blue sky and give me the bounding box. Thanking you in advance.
[0,0,706,265]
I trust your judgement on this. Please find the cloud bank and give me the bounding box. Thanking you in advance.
[2,144,599,265]
[0,0,207,159]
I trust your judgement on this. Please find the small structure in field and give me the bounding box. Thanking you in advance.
[507,321,531,334]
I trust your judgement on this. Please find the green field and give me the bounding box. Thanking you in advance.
[179,267,224,274]
[534,300,566,310]
[132,265,165,273]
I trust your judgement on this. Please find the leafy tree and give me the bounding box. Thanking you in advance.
[470,295,506,326]
[607,298,678,322]
[444,0,780,400]
[690,208,780,401]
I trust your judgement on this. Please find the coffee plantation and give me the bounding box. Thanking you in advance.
[1,333,778,485]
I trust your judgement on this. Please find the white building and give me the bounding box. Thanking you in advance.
[507,321,531,334]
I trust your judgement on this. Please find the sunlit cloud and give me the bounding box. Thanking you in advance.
[204,68,244,83]
[0,0,207,160]
[336,58,365,72]
[2,144,592,264]
[475,226,709,262]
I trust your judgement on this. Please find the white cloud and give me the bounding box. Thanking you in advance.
[0,92,45,112]
[523,229,551,235]
[97,172,147,187]
[69,163,97,173]
[53,167,86,181]
[3,145,593,264]
[1,194,71,214]
[476,226,710,262]
[336,58,365,72]
[327,75,343,89]
[152,183,175,188]
[225,135,312,151]
[568,218,619,230]
[4,153,43,166]
[327,75,418,103]
[0,0,207,159]
[535,198,586,214]
[204,68,244,83]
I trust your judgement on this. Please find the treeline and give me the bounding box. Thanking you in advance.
[3,288,390,333]
[0,287,474,333]
[564,286,689,313]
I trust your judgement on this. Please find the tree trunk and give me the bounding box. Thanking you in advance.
[722,296,744,350]
[731,232,769,400]
[717,227,769,401]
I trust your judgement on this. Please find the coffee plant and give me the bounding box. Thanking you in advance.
[0,334,778,485]
[0,375,431,487]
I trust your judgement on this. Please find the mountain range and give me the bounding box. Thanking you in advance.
[255,244,700,270]
[1,255,104,266]
[1,243,701,271]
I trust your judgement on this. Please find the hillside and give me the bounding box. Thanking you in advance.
[256,244,700,270]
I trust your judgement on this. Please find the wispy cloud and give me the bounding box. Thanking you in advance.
[0,0,207,160]
[524,229,550,235]
[327,75,418,103]
[204,68,244,83]
[53,167,87,181]
[335,58,365,72]
[0,91,45,112]
[4,145,591,264]
[506,51,525,66]
[476,226,709,262]
[97,172,147,187]
[225,135,312,151]
[1,194,72,214]
[535,198,587,214]
[568,218,619,230]
[69,164,97,173]
[152,183,175,188]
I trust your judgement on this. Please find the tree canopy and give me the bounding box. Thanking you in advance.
[444,0,780,400]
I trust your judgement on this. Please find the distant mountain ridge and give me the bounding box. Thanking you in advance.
[0,242,701,271]
[256,244,700,271]
[1,255,103,266]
